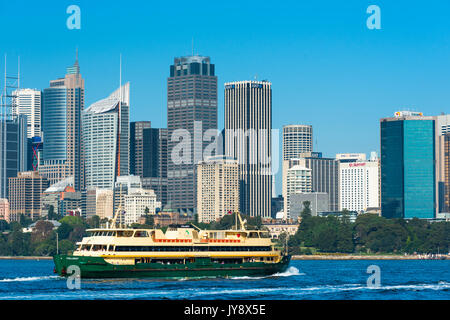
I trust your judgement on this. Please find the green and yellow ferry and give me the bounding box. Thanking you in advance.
[53,212,290,279]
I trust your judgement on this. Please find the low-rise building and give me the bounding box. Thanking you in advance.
[124,188,161,225]
[0,199,10,222]
[262,219,299,239]
[8,171,49,221]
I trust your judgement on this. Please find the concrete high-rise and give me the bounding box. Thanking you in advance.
[225,81,272,218]
[380,111,436,219]
[282,153,339,213]
[339,153,380,212]
[8,171,49,221]
[167,55,217,214]
[40,56,84,190]
[82,83,130,190]
[196,156,239,223]
[12,88,42,138]
[282,125,313,161]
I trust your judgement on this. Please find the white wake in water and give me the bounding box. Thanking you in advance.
[0,275,60,283]
[230,266,304,280]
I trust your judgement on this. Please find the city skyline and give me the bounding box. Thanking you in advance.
[3,1,450,196]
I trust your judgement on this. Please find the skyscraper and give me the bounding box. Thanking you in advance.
[225,80,272,218]
[12,88,42,138]
[380,111,436,219]
[141,128,168,207]
[282,125,313,161]
[167,55,218,214]
[130,121,151,177]
[0,115,28,198]
[40,56,84,190]
[82,83,130,190]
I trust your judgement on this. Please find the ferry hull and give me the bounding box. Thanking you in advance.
[53,255,291,279]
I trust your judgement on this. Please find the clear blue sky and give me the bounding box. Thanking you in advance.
[1,0,450,194]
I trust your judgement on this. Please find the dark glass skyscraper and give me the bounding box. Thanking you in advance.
[167,55,217,214]
[0,115,28,198]
[380,113,436,219]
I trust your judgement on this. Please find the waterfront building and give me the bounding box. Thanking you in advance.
[282,125,313,161]
[196,156,239,223]
[380,111,436,219]
[40,56,84,190]
[124,188,161,225]
[12,88,42,138]
[82,83,130,190]
[0,199,10,222]
[285,165,312,217]
[339,153,380,212]
[8,171,49,221]
[262,220,299,239]
[0,115,28,198]
[289,192,329,219]
[225,80,272,218]
[167,55,218,215]
[282,153,339,212]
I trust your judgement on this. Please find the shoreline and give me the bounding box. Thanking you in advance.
[0,256,53,260]
[291,254,449,260]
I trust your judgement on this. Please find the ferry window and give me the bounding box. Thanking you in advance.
[117,231,133,237]
[249,232,259,238]
[134,231,149,237]
[260,232,270,238]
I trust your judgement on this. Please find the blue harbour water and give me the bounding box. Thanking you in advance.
[0,259,449,300]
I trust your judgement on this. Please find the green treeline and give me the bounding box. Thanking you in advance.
[283,203,450,255]
[0,215,101,256]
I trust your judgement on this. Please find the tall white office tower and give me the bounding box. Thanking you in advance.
[224,80,272,218]
[82,83,130,190]
[12,88,42,138]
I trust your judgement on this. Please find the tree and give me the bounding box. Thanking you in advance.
[0,220,9,231]
[31,220,54,243]
[57,222,73,240]
[300,201,312,219]
[47,205,56,220]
